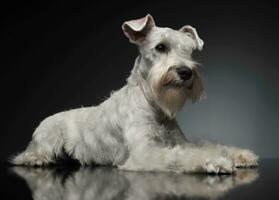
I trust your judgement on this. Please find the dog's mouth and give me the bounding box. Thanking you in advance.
[160,69,194,89]
[163,79,193,89]
[163,81,183,88]
[187,81,194,90]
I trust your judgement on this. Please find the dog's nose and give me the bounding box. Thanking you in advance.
[176,66,192,80]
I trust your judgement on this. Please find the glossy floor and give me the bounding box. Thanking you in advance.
[1,159,278,200]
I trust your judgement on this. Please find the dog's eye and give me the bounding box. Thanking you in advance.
[155,43,168,53]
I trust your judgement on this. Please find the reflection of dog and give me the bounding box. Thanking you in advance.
[11,14,258,173]
[12,166,259,200]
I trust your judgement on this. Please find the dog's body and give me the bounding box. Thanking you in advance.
[12,15,258,173]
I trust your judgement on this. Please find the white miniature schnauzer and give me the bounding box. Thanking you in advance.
[12,14,258,173]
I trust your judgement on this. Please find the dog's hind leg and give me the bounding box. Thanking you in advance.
[11,114,65,166]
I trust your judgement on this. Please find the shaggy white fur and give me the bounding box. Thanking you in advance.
[11,14,258,173]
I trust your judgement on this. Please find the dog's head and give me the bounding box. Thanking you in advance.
[122,14,205,117]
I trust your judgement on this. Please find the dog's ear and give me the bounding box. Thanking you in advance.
[122,14,155,44]
[179,25,204,51]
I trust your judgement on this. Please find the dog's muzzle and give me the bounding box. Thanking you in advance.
[176,66,192,81]
[161,66,194,88]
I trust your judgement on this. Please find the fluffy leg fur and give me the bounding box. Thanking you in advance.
[118,142,235,174]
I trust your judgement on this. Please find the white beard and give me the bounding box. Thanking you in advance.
[155,86,188,118]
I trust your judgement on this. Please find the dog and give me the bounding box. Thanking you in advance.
[11,14,258,173]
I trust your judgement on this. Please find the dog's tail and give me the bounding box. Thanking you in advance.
[10,151,28,165]
[9,142,52,166]
[10,150,53,166]
[9,145,39,166]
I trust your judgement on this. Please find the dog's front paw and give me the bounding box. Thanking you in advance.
[203,157,235,174]
[231,149,258,168]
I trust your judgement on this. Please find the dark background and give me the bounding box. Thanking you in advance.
[1,1,279,161]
